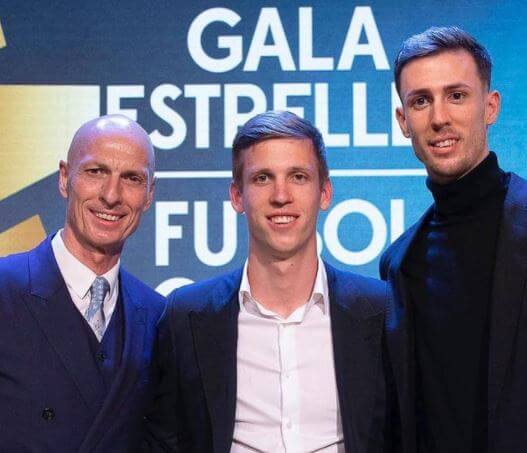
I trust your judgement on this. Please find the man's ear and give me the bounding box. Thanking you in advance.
[58,160,69,199]
[319,178,333,211]
[229,181,244,214]
[485,90,501,126]
[143,178,155,212]
[396,106,411,138]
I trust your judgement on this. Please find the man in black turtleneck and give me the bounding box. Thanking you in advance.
[380,27,527,453]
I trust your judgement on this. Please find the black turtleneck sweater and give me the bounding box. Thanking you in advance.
[402,152,510,453]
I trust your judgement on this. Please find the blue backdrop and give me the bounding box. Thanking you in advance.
[0,1,525,294]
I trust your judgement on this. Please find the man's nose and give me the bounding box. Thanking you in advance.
[100,175,122,206]
[430,100,451,131]
[270,179,293,205]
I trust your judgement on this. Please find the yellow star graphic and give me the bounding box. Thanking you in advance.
[0,85,100,201]
[0,215,47,256]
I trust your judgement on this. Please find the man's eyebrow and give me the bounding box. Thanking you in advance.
[247,165,314,175]
[289,166,313,173]
[405,88,430,98]
[121,169,148,178]
[406,82,472,98]
[79,160,108,169]
[247,167,271,176]
[443,82,472,91]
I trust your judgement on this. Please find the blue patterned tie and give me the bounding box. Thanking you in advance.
[85,276,110,341]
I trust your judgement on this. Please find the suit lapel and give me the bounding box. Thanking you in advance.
[79,270,147,452]
[25,237,105,416]
[385,207,432,283]
[327,264,385,453]
[384,209,430,453]
[384,207,431,342]
[488,174,527,420]
[190,270,241,453]
[101,270,147,410]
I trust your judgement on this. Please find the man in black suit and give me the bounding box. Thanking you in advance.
[381,26,527,452]
[0,115,165,452]
[146,111,392,452]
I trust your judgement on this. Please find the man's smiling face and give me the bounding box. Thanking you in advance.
[59,123,154,259]
[396,49,500,184]
[230,137,331,260]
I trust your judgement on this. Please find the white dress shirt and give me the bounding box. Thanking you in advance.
[232,259,344,453]
[51,230,119,338]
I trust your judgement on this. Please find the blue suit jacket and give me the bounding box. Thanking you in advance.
[146,262,394,453]
[380,173,527,453]
[0,236,165,452]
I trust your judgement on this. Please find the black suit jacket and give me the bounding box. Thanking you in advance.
[380,173,527,453]
[0,236,166,452]
[146,262,394,453]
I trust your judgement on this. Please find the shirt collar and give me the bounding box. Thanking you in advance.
[239,257,329,320]
[51,229,120,300]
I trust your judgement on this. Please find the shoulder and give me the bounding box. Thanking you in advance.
[167,268,242,314]
[0,249,32,294]
[507,172,527,201]
[326,262,385,295]
[380,226,412,268]
[510,172,527,185]
[120,268,166,317]
[325,262,388,315]
[0,248,30,274]
[379,208,430,279]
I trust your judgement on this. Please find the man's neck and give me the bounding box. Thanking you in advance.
[246,248,319,318]
[61,229,120,275]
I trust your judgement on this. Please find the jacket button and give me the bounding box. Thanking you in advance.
[42,408,55,421]
[97,351,105,362]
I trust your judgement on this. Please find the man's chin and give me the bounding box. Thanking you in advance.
[427,165,466,185]
[268,241,313,261]
[85,234,126,256]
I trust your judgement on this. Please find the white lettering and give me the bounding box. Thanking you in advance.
[337,6,389,70]
[155,201,189,266]
[273,83,311,117]
[390,199,405,242]
[187,7,242,73]
[184,84,221,148]
[353,82,388,147]
[150,84,187,149]
[244,8,295,71]
[156,277,195,296]
[194,201,237,266]
[224,84,267,147]
[106,85,144,120]
[315,83,350,147]
[298,7,333,70]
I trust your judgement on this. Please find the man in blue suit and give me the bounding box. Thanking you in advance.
[146,111,392,452]
[0,115,165,452]
[381,27,527,452]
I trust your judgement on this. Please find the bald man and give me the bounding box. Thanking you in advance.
[0,115,165,452]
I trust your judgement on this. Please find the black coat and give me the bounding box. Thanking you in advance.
[380,173,527,453]
[146,262,394,453]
